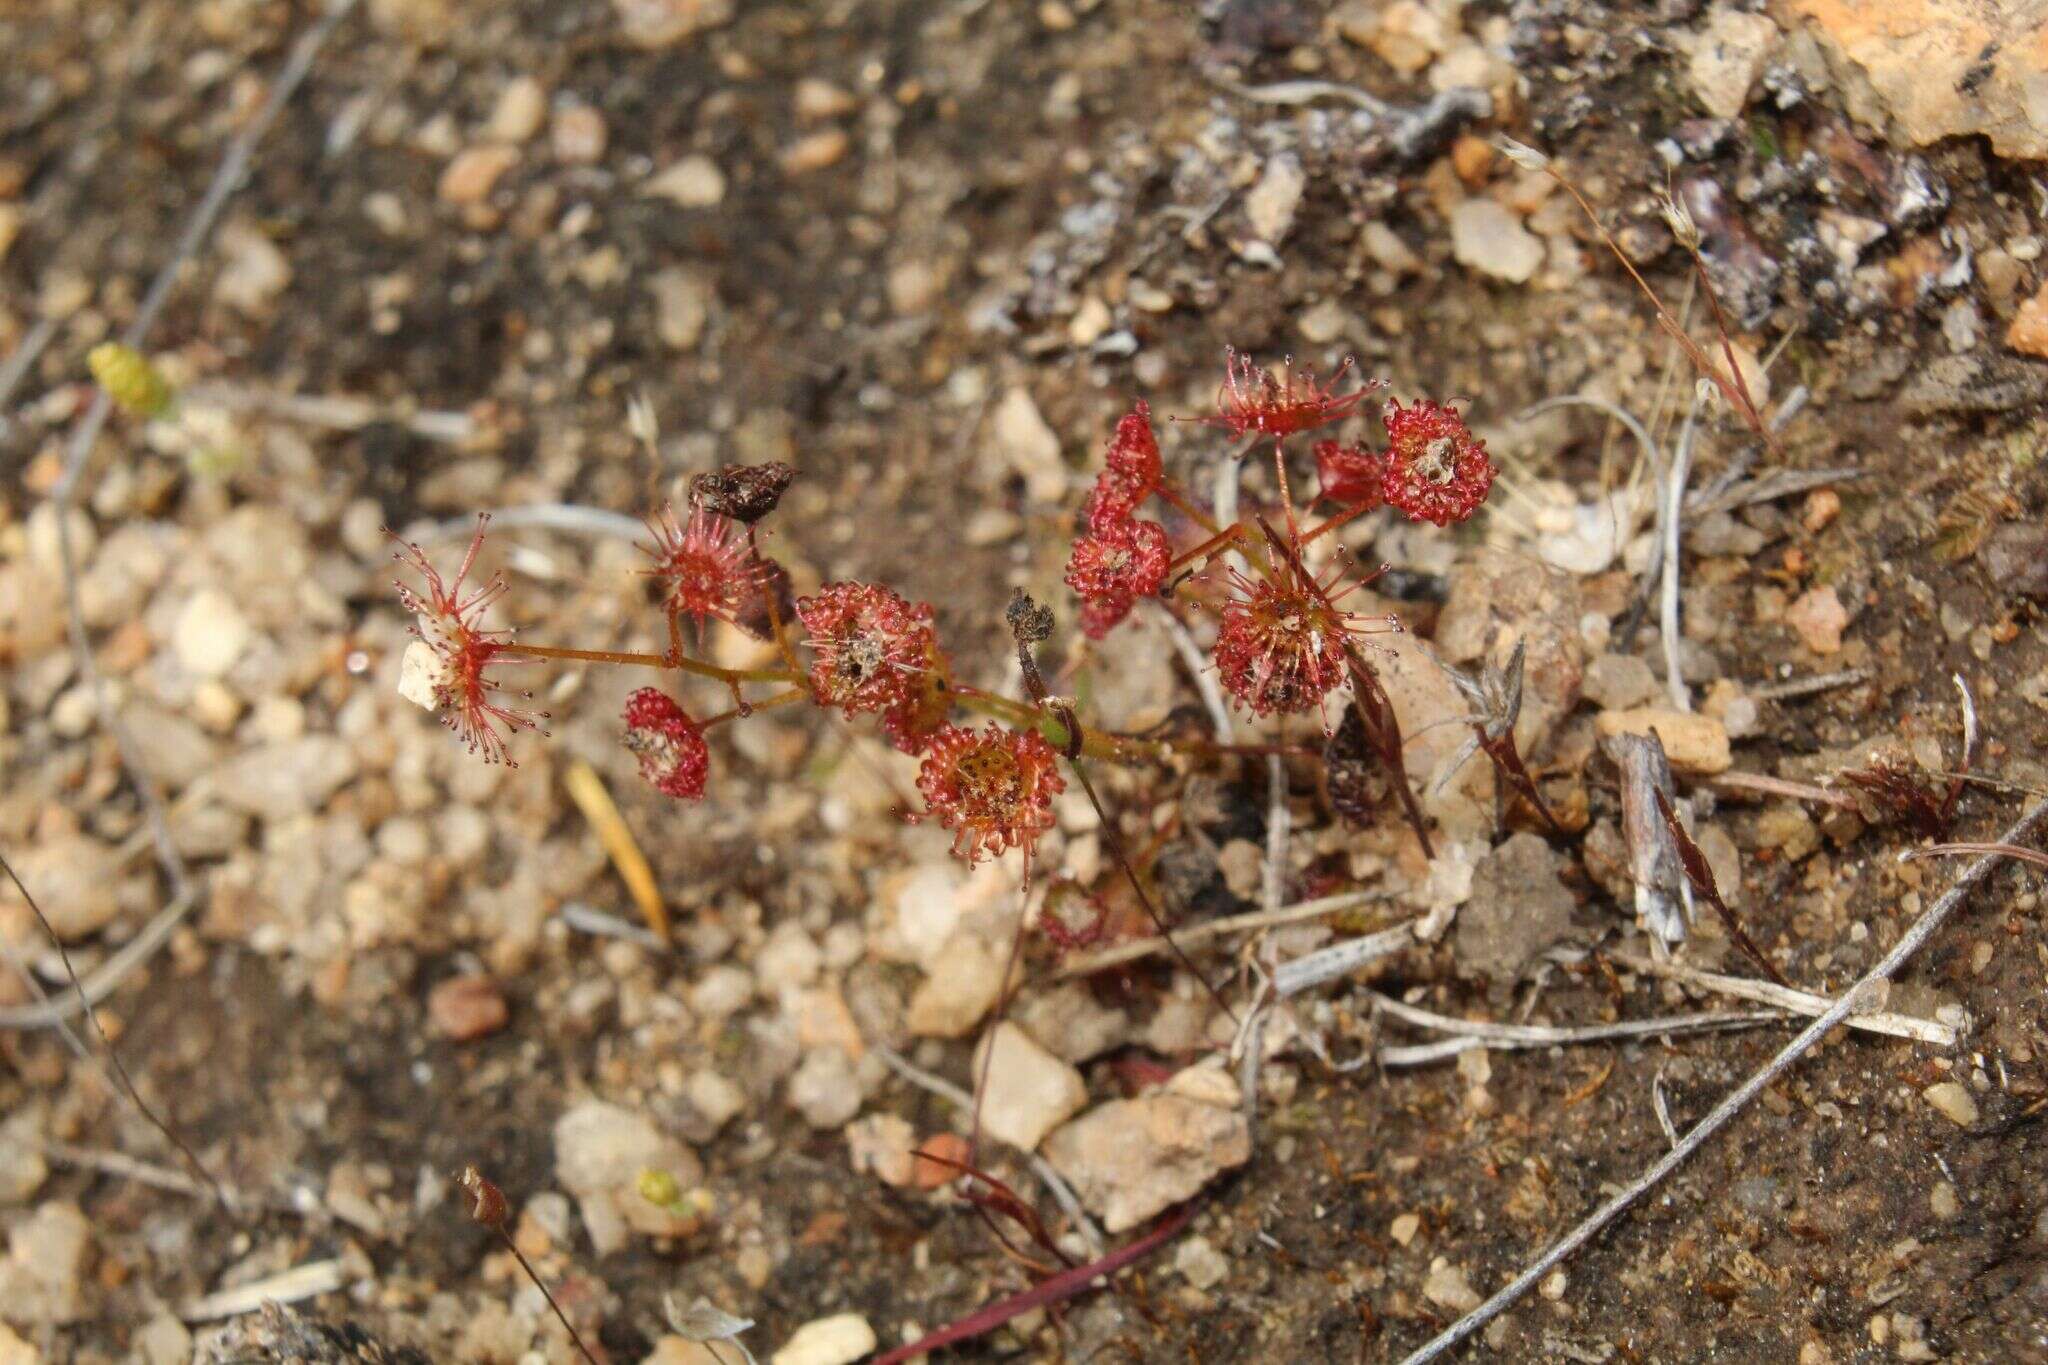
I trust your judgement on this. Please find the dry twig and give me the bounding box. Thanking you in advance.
[1054,890,1392,979]
[1604,946,1955,1045]
[1401,797,2048,1363]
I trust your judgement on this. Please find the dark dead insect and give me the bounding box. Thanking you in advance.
[689,460,796,524]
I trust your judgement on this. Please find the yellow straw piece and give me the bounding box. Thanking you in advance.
[563,759,669,940]
[87,342,175,419]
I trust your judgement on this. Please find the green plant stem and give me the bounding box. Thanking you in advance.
[951,686,1164,763]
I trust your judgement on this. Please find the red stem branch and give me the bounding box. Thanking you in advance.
[872,1202,1196,1365]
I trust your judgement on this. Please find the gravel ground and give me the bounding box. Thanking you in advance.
[3,1,2048,1361]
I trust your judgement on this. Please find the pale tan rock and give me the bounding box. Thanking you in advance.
[992,387,1067,504]
[1450,198,1542,283]
[1424,1257,1483,1313]
[645,155,727,208]
[438,145,518,206]
[1,836,121,943]
[613,0,733,48]
[552,106,610,164]
[1042,1095,1251,1233]
[845,1112,917,1186]
[485,76,548,144]
[770,1314,875,1365]
[794,78,858,121]
[1594,707,1732,775]
[1922,1080,1978,1126]
[1368,0,1449,74]
[905,930,1006,1037]
[427,975,509,1041]
[1775,0,2048,160]
[213,220,291,314]
[973,1022,1088,1151]
[780,128,850,175]
[1685,7,1781,118]
[2007,281,2048,358]
[1786,585,1849,654]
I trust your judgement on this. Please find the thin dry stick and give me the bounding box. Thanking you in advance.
[0,314,62,422]
[1749,669,1867,702]
[35,1138,217,1200]
[1659,393,1703,712]
[55,0,363,505]
[1709,771,1859,810]
[181,1258,348,1323]
[0,853,227,1207]
[1365,990,1778,1050]
[0,889,194,1029]
[1400,796,2048,1364]
[1272,921,1417,997]
[1377,1008,1780,1069]
[430,502,648,544]
[1155,607,1236,741]
[1604,946,1954,1045]
[1054,889,1390,978]
[1901,842,2048,871]
[183,382,473,442]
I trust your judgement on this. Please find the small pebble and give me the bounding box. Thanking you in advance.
[485,75,547,143]
[1423,1258,1483,1313]
[1786,585,1849,654]
[1922,1081,1978,1127]
[1801,489,1842,533]
[769,1313,875,1365]
[793,78,857,121]
[552,105,609,164]
[427,975,510,1041]
[911,1132,971,1190]
[787,1048,862,1129]
[780,129,850,175]
[973,1022,1088,1152]
[1594,707,1732,775]
[1450,198,1543,284]
[2006,281,2048,358]
[1930,1180,1961,1220]
[438,145,519,206]
[1174,1235,1229,1290]
[645,155,727,208]
[1390,1212,1422,1246]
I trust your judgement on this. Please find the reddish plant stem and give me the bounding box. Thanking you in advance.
[1540,161,1776,452]
[872,1202,1196,1365]
[1164,522,1252,575]
[1152,479,1220,535]
[697,688,809,730]
[1270,443,1301,545]
[1652,788,1789,988]
[1475,726,1564,835]
[502,641,799,687]
[1299,496,1378,548]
